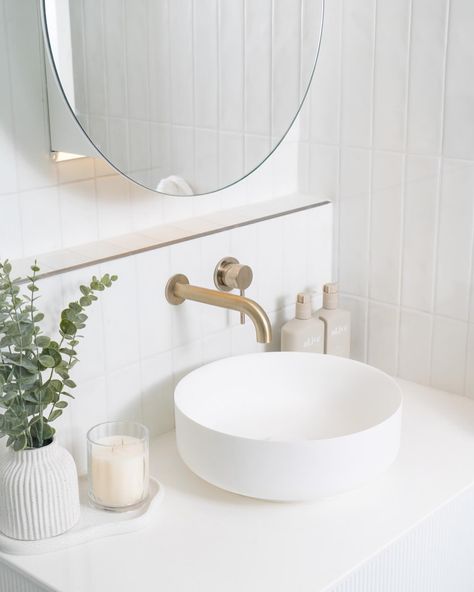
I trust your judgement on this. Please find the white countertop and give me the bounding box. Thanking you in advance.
[2,379,474,592]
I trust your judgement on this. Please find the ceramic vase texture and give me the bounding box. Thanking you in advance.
[0,439,80,541]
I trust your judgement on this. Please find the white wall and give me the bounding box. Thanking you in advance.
[302,0,474,397]
[0,0,332,471]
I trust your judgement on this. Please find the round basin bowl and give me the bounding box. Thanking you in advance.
[174,352,403,501]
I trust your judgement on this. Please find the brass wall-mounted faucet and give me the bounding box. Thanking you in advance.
[165,258,272,344]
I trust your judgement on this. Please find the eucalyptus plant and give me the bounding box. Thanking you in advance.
[0,260,117,451]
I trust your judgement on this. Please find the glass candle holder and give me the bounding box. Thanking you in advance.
[87,421,149,512]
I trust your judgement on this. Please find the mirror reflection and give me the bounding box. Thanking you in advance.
[43,0,324,195]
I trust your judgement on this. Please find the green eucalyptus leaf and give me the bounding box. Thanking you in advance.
[3,382,19,395]
[49,379,63,392]
[13,433,27,451]
[6,324,20,337]
[61,309,76,322]
[55,367,69,380]
[60,318,77,336]
[0,336,14,348]
[2,353,37,373]
[59,348,77,357]
[41,348,62,367]
[16,371,40,387]
[28,415,42,426]
[42,423,55,440]
[23,392,41,404]
[35,336,51,348]
[48,409,62,422]
[1,390,18,403]
[79,296,92,307]
[38,355,56,368]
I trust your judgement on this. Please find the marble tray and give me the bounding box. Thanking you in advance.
[0,476,164,556]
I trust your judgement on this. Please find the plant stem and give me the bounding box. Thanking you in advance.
[29,266,43,447]
[5,277,31,447]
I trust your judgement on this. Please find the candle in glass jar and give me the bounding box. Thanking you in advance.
[89,435,149,509]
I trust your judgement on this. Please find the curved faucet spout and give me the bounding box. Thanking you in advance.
[165,274,272,344]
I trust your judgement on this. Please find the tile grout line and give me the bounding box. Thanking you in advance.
[463,187,474,395]
[130,255,146,423]
[296,0,306,193]
[339,292,472,326]
[335,0,345,286]
[120,0,134,234]
[294,140,474,163]
[242,0,247,199]
[270,0,274,160]
[165,0,173,188]
[463,213,474,397]
[396,0,414,377]
[191,0,196,192]
[215,0,221,203]
[365,0,379,365]
[429,0,451,390]
[144,0,153,189]
[100,0,111,175]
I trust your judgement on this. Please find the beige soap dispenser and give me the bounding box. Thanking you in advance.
[317,283,351,357]
[281,293,325,353]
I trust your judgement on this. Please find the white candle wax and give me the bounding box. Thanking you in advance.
[90,435,149,508]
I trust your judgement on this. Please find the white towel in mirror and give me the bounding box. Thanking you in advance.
[156,175,194,196]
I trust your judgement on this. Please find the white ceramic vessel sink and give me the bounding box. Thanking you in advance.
[175,353,402,501]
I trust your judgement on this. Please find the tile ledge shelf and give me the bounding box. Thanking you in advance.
[11,193,329,280]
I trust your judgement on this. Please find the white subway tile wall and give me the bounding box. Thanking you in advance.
[0,0,332,469]
[302,0,474,396]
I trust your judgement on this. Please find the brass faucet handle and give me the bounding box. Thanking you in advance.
[214,257,254,325]
[225,263,253,291]
[214,257,253,292]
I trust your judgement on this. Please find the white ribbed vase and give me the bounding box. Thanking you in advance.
[0,439,80,541]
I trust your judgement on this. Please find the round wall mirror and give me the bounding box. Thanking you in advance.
[42,1,324,196]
